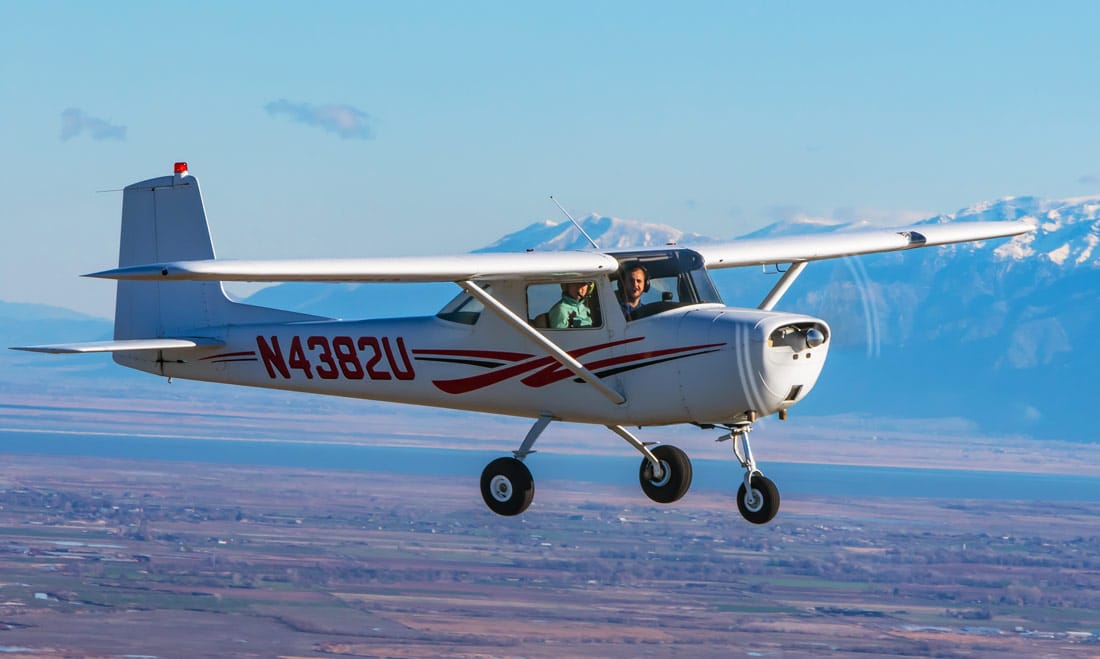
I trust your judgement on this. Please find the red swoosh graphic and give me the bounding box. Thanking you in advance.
[520,342,725,387]
[431,337,725,394]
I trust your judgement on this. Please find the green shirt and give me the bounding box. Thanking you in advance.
[548,295,593,328]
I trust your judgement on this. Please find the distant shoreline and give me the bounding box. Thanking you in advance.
[4,429,1100,503]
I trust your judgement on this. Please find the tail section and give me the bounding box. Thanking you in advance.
[112,163,320,371]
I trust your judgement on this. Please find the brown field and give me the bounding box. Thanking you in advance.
[0,452,1098,658]
[2,384,1100,657]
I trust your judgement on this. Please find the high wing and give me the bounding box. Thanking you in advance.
[694,220,1033,269]
[87,221,1032,283]
[88,251,620,283]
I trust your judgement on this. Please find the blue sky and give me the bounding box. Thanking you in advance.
[2,1,1099,317]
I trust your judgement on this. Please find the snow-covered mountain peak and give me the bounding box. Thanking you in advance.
[475,213,716,253]
[912,196,1100,268]
[737,215,873,239]
[474,196,1100,271]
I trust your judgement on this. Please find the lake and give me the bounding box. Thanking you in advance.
[3,430,1099,502]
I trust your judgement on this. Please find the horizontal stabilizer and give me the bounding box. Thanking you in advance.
[10,337,223,354]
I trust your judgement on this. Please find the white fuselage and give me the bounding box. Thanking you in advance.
[119,294,829,427]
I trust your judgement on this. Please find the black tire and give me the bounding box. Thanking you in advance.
[737,474,780,524]
[638,445,693,504]
[480,457,535,516]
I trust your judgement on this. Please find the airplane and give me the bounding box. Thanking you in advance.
[13,163,1033,523]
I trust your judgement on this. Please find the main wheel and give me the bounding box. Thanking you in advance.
[737,473,780,524]
[480,457,535,516]
[638,444,693,504]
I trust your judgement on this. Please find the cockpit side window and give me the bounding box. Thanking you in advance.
[526,281,603,329]
[612,250,723,320]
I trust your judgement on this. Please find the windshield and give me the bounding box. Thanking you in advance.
[435,286,488,325]
[611,249,722,320]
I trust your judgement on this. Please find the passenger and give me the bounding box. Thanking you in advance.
[548,281,594,328]
[619,263,648,318]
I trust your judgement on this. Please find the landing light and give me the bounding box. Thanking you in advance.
[804,328,825,349]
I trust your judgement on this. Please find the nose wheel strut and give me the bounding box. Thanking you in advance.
[720,422,780,524]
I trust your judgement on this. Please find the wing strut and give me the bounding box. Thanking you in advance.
[458,280,626,406]
[758,261,808,311]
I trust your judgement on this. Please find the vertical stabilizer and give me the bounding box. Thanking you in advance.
[114,165,221,340]
[112,164,321,361]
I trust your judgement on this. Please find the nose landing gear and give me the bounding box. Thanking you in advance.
[721,422,780,524]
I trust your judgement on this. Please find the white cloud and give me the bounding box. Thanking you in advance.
[264,99,375,140]
[60,108,126,141]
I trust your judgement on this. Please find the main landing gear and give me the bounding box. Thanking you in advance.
[479,416,779,524]
[479,415,548,516]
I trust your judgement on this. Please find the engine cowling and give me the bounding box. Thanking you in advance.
[675,308,830,424]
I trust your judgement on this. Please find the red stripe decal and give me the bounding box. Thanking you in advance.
[412,348,534,362]
[199,351,256,361]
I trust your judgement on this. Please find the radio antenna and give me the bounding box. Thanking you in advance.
[550,195,600,249]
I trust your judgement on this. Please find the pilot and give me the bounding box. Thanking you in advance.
[618,263,648,318]
[548,281,594,328]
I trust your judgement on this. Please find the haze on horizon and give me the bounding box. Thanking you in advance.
[3,2,1099,318]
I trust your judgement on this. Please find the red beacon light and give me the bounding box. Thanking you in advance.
[173,162,189,175]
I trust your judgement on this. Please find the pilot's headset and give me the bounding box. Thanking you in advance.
[622,262,650,293]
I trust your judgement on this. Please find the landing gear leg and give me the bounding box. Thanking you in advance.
[608,425,693,504]
[721,422,780,524]
[480,415,551,516]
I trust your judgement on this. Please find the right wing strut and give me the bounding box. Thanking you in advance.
[458,280,626,406]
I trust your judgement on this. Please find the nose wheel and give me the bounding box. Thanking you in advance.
[737,473,780,524]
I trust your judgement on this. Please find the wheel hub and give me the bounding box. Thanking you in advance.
[489,475,513,502]
[646,460,672,487]
[742,488,763,512]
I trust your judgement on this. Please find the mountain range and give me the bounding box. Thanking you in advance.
[4,196,1097,441]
